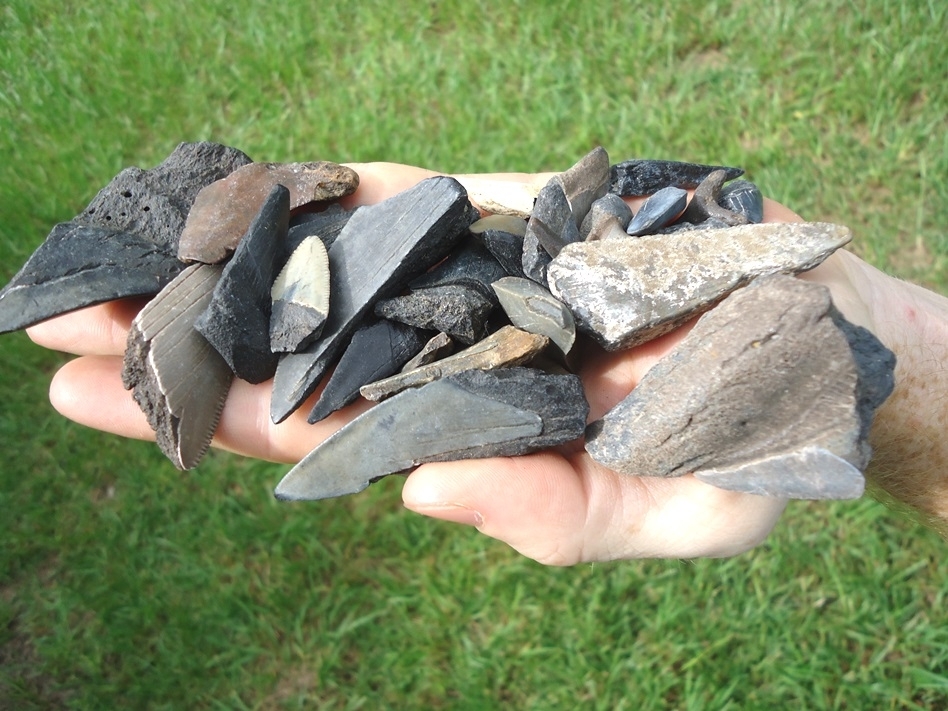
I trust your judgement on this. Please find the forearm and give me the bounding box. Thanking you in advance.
[807,250,948,533]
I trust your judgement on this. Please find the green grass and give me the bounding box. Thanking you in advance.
[1,0,947,708]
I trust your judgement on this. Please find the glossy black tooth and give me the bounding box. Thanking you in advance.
[194,184,290,384]
[718,179,765,224]
[609,159,744,197]
[625,186,688,236]
[276,367,588,501]
[269,176,478,424]
[585,275,895,500]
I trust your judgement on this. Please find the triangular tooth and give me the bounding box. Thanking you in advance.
[122,264,234,470]
[492,276,576,356]
[270,235,331,353]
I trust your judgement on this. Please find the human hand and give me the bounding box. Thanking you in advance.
[26,161,859,565]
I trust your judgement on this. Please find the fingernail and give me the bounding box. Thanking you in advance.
[404,503,483,528]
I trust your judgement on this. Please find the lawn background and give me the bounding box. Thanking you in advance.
[1,1,946,708]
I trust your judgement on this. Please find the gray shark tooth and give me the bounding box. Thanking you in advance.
[625,186,688,236]
[552,146,611,228]
[679,170,749,227]
[307,319,430,424]
[269,176,479,424]
[408,238,508,301]
[270,235,331,353]
[609,159,744,197]
[122,263,234,470]
[0,142,251,334]
[492,276,576,356]
[584,275,895,500]
[178,161,360,263]
[694,447,867,499]
[195,184,290,383]
[547,221,852,351]
[401,332,455,372]
[0,222,188,335]
[286,203,358,255]
[580,193,633,241]
[374,284,495,345]
[275,367,588,501]
[524,180,581,260]
[718,179,764,224]
[359,325,549,402]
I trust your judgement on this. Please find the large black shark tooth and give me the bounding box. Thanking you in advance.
[0,222,189,334]
[195,184,290,383]
[275,367,588,501]
[307,319,430,424]
[269,176,479,424]
[122,263,234,470]
[585,275,896,500]
[0,141,251,334]
[609,159,744,197]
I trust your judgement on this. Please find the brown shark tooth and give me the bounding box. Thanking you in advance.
[122,263,234,470]
[194,184,290,383]
[551,145,611,229]
[270,235,331,353]
[177,161,359,263]
[359,325,549,402]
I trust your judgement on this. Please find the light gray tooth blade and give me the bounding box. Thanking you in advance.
[270,235,331,353]
[492,276,576,356]
[694,447,866,500]
[274,379,544,501]
[625,186,688,236]
[122,263,234,470]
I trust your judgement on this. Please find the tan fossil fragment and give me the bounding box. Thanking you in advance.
[359,325,549,402]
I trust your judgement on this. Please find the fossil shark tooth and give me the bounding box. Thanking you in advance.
[359,325,549,402]
[0,141,251,334]
[286,203,358,255]
[492,276,576,356]
[269,176,479,424]
[547,221,852,351]
[275,367,588,501]
[580,193,633,241]
[407,238,508,301]
[609,159,744,197]
[718,179,764,224]
[177,161,360,263]
[679,169,749,227]
[524,180,581,260]
[270,235,331,353]
[306,319,430,424]
[122,263,234,470]
[585,275,895,499]
[625,186,688,236]
[195,184,290,383]
[552,146,611,228]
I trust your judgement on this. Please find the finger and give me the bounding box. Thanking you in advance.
[340,162,442,208]
[49,356,366,463]
[402,451,786,565]
[26,297,145,356]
